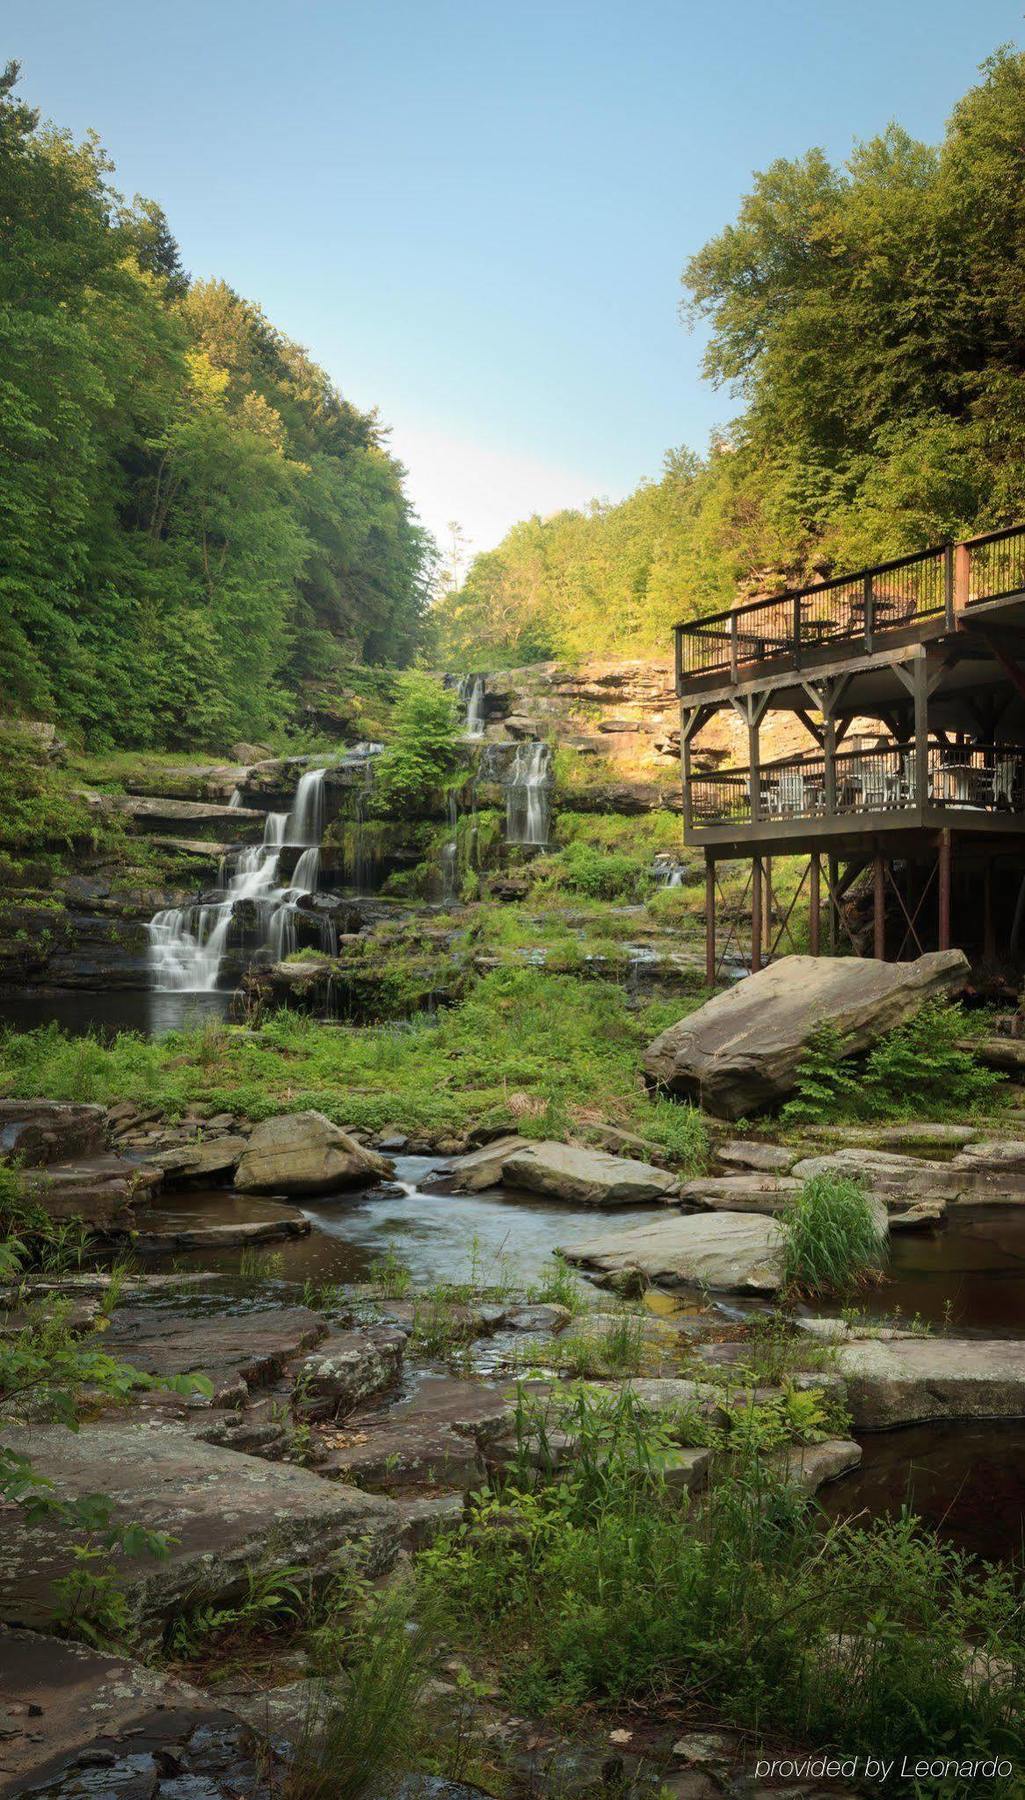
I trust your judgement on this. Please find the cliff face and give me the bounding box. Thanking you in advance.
[468,657,827,782]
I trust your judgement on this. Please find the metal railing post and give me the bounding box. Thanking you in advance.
[943,544,955,630]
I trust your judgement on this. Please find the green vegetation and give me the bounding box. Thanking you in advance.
[0,968,711,1159]
[782,1005,1006,1126]
[437,49,1025,666]
[0,61,428,749]
[369,673,464,819]
[418,1387,1025,1779]
[779,1172,888,1300]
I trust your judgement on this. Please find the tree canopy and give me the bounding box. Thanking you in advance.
[0,62,431,747]
[435,47,1025,669]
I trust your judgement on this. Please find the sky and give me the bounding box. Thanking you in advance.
[7,0,1024,560]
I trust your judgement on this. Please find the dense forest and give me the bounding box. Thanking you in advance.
[0,61,430,749]
[436,48,1025,668]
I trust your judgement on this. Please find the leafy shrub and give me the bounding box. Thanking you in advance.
[782,1004,1004,1125]
[779,1171,887,1298]
[370,673,463,820]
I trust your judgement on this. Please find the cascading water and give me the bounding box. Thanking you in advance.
[148,766,329,992]
[459,673,486,738]
[505,741,551,846]
[440,790,459,900]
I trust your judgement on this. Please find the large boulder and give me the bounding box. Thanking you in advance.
[500,1141,680,1206]
[233,1110,392,1196]
[559,1211,784,1294]
[644,950,969,1119]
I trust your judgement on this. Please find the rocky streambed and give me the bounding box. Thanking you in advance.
[4,1090,1025,1795]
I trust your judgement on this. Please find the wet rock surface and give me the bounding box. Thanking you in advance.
[103,1302,327,1404]
[0,1627,268,1800]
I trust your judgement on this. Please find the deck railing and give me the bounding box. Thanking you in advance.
[674,524,1025,688]
[688,743,1025,829]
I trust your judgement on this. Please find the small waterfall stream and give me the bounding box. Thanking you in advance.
[458,673,486,737]
[148,766,328,993]
[505,740,551,845]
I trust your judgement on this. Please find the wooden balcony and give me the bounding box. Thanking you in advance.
[688,742,1025,841]
[674,526,1025,696]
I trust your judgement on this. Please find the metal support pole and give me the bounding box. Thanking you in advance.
[810,852,821,956]
[751,857,763,974]
[705,851,716,988]
[828,854,839,953]
[938,830,952,951]
[873,850,886,961]
[764,856,773,959]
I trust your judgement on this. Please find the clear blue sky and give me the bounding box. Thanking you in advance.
[7,0,1023,555]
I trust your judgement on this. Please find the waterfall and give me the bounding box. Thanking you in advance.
[505,741,551,846]
[440,790,459,900]
[459,673,486,738]
[148,766,329,993]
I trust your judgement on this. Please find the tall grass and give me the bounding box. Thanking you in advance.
[779,1171,887,1299]
[285,1583,436,1800]
[418,1388,1025,1779]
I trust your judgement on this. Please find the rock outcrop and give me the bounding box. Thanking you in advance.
[644,950,970,1118]
[233,1110,392,1197]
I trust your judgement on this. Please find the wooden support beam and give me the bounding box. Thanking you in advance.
[810,851,821,956]
[751,856,763,974]
[828,854,838,953]
[984,860,995,965]
[705,851,716,988]
[764,856,773,958]
[938,829,952,950]
[794,707,824,747]
[913,656,928,812]
[873,849,886,960]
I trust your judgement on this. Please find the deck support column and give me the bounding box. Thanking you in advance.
[764,856,773,958]
[913,655,929,809]
[938,829,952,950]
[984,860,996,964]
[873,849,886,961]
[751,856,763,974]
[704,851,716,988]
[809,852,821,955]
[828,855,839,952]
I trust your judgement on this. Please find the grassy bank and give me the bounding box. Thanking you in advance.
[0,967,708,1158]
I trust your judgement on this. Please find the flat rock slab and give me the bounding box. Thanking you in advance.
[134,1198,309,1254]
[17,1155,162,1227]
[717,1141,798,1174]
[643,950,968,1118]
[0,1626,254,1798]
[500,1140,680,1206]
[103,1303,326,1405]
[559,1212,784,1294]
[679,1173,801,1214]
[833,1336,1025,1428]
[0,1421,400,1635]
[234,1109,392,1197]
